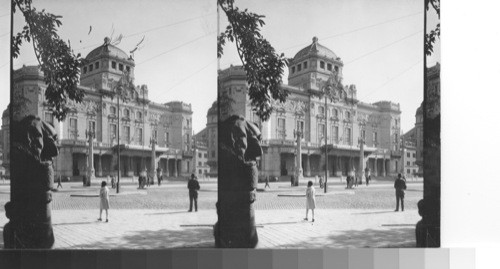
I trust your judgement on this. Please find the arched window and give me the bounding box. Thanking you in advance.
[124,108,130,118]
[136,111,143,121]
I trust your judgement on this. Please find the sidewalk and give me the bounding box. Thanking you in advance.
[0,208,419,249]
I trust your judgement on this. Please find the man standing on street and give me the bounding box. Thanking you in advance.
[264,176,270,189]
[394,173,407,211]
[188,173,200,212]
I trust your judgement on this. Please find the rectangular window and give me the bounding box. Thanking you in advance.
[291,66,295,73]
[110,124,117,143]
[320,61,325,69]
[69,118,77,139]
[407,152,410,157]
[407,161,410,166]
[407,169,410,174]
[332,126,339,144]
[95,62,100,69]
[373,132,378,145]
[198,153,202,158]
[44,112,54,126]
[319,106,325,116]
[334,66,339,72]
[89,64,93,72]
[277,118,286,139]
[318,124,325,143]
[413,153,416,158]
[345,128,352,144]
[345,111,351,121]
[303,61,307,69]
[361,130,366,140]
[198,162,202,166]
[119,63,124,71]
[154,130,158,140]
[123,126,130,143]
[204,153,208,158]
[137,128,143,144]
[165,132,170,144]
[327,63,332,71]
[83,66,87,74]
[110,106,116,116]
[111,61,116,69]
[126,66,130,72]
[297,64,302,72]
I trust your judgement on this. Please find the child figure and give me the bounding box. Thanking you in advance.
[98,181,110,222]
[304,181,316,222]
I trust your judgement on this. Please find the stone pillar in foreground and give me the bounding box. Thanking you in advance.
[4,116,59,248]
[214,115,262,248]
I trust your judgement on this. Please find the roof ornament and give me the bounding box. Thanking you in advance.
[309,36,319,54]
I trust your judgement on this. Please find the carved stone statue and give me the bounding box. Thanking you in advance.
[214,115,262,248]
[4,115,59,248]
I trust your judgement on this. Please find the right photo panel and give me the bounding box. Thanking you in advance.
[215,0,440,248]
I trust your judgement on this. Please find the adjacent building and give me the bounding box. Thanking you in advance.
[218,37,402,178]
[2,39,194,179]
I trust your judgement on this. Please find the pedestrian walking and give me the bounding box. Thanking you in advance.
[290,175,294,187]
[187,174,200,212]
[56,175,63,189]
[111,175,116,189]
[394,173,407,212]
[365,167,370,186]
[264,176,270,189]
[304,181,316,222]
[98,181,110,222]
[319,176,324,189]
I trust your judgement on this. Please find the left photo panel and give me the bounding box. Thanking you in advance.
[1,0,217,249]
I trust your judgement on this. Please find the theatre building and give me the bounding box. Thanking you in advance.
[218,37,402,178]
[3,39,194,180]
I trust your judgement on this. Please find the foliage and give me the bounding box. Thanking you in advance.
[425,0,440,56]
[12,0,85,121]
[218,0,288,122]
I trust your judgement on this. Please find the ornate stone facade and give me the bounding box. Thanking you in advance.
[218,37,402,179]
[3,41,194,179]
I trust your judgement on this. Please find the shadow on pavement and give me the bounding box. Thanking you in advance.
[351,210,395,215]
[53,221,97,226]
[70,227,214,249]
[275,227,415,248]
[145,211,188,215]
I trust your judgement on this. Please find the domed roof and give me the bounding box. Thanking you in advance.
[86,37,129,60]
[293,37,338,61]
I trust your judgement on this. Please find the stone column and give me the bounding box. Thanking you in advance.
[97,154,103,177]
[173,158,178,177]
[305,154,311,177]
[381,158,386,177]
[165,157,169,177]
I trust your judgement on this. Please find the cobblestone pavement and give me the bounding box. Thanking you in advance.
[0,178,422,248]
[0,178,423,211]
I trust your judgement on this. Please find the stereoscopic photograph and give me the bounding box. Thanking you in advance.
[0,0,440,251]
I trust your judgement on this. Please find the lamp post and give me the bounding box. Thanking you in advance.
[293,126,303,186]
[85,129,95,187]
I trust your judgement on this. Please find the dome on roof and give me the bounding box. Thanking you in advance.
[86,37,129,60]
[293,37,338,61]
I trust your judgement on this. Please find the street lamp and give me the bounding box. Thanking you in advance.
[85,129,95,187]
[293,125,303,186]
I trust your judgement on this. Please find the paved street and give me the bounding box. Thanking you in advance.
[0,177,423,248]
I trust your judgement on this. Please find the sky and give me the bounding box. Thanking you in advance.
[219,0,424,133]
[0,0,217,133]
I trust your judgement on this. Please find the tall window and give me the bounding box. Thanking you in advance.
[373,132,378,146]
[277,118,286,139]
[361,129,366,141]
[291,66,295,73]
[153,129,158,140]
[123,126,130,143]
[110,106,117,116]
[119,63,124,71]
[345,128,352,145]
[332,126,339,144]
[297,64,302,72]
[303,61,308,69]
[333,108,339,118]
[345,111,351,121]
[137,128,143,144]
[110,124,117,143]
[69,118,77,139]
[318,124,325,143]
[89,64,93,72]
[327,63,332,71]
[165,132,170,145]
[136,111,142,121]
[320,61,325,69]
[95,62,100,69]
[111,61,116,69]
